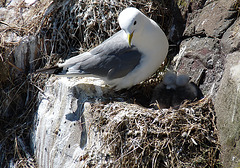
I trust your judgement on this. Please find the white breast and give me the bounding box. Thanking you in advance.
[106,20,168,90]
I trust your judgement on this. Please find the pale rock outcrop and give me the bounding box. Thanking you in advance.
[215,16,240,168]
[32,77,106,168]
[14,36,38,72]
[215,52,240,168]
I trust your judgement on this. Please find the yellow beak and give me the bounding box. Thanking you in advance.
[128,32,134,47]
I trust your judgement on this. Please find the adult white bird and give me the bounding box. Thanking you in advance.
[37,7,169,90]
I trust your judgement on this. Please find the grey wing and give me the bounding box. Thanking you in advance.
[63,30,142,80]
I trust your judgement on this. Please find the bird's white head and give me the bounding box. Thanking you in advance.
[118,7,147,47]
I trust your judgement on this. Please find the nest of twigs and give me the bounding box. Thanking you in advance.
[87,96,221,167]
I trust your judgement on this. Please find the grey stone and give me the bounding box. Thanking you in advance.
[221,17,240,54]
[173,36,224,97]
[215,52,240,168]
[184,0,237,38]
[14,36,38,72]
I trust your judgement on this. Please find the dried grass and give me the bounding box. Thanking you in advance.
[0,0,52,167]
[87,96,221,168]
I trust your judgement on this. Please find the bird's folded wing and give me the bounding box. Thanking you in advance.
[78,46,142,80]
[38,30,142,80]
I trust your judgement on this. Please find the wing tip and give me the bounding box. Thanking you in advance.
[36,65,63,74]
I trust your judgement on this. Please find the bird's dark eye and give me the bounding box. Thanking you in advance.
[133,21,137,25]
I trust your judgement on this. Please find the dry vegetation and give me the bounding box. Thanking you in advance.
[0,0,221,167]
[87,96,221,167]
[0,0,52,167]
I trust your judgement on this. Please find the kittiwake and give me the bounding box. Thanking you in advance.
[37,7,169,90]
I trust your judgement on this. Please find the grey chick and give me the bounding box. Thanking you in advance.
[151,72,203,109]
[151,71,177,109]
[172,76,203,108]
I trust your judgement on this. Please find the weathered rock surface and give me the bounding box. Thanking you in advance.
[215,52,240,168]
[184,0,237,37]
[14,36,38,72]
[215,15,240,168]
[221,17,240,54]
[173,36,223,96]
[32,77,107,168]
[174,0,238,98]
[173,0,240,167]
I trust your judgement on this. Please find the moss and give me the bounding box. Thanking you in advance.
[177,0,190,8]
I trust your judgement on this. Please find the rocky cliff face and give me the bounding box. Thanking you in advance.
[1,0,240,167]
[216,15,240,166]
[174,0,240,167]
[215,51,240,168]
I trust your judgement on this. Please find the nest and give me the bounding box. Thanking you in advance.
[87,96,220,167]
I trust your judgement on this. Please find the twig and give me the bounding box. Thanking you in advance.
[6,60,23,72]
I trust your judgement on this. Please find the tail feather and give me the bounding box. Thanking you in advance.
[36,65,63,74]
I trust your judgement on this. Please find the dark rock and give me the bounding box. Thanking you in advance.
[173,37,224,96]
[167,1,185,45]
[221,17,240,54]
[173,1,240,167]
[177,0,207,20]
[184,0,237,38]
